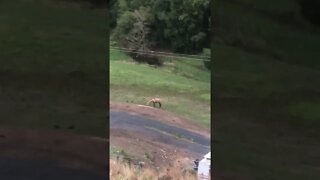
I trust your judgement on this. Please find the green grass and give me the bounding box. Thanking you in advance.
[109,47,132,61]
[214,44,320,179]
[110,61,209,93]
[0,0,107,74]
[0,0,107,137]
[110,48,211,126]
[214,44,320,99]
[215,0,320,69]
[214,1,320,179]
[288,102,320,121]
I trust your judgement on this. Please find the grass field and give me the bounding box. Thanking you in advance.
[0,0,107,74]
[214,1,320,179]
[110,48,211,126]
[0,0,107,137]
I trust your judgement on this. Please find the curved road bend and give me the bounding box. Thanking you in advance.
[110,110,210,158]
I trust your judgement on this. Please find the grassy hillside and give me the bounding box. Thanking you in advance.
[215,0,320,69]
[0,0,106,74]
[214,0,320,179]
[0,0,107,137]
[110,48,211,126]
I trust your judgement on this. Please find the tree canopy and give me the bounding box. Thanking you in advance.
[110,0,211,54]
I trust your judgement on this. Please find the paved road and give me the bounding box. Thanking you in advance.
[0,111,209,179]
[0,156,107,180]
[110,110,210,158]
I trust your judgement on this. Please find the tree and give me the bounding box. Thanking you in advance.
[150,0,210,53]
[111,0,211,54]
[127,9,152,51]
[112,7,162,65]
[109,0,119,28]
[112,8,152,50]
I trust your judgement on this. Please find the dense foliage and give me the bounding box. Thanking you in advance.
[59,0,106,6]
[110,0,211,54]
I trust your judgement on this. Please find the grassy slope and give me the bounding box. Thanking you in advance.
[214,0,320,179]
[215,0,320,68]
[0,0,107,137]
[0,0,106,74]
[110,49,211,126]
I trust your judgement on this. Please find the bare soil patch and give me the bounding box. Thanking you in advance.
[110,128,192,168]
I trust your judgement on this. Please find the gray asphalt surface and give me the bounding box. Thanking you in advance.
[0,156,107,180]
[0,110,209,180]
[110,110,210,158]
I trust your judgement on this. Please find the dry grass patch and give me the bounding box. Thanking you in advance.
[110,159,199,180]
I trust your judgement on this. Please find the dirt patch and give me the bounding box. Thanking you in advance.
[110,128,192,168]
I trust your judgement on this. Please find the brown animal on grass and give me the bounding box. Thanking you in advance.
[147,98,162,108]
